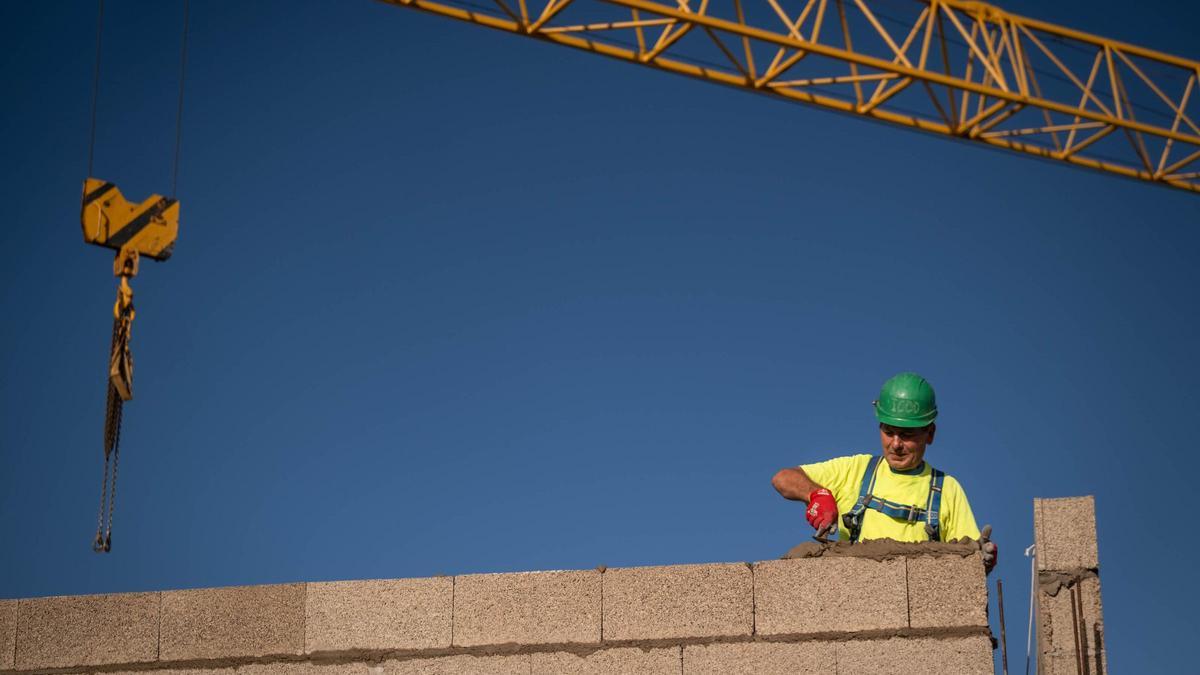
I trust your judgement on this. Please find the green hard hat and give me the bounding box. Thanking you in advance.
[874,372,937,427]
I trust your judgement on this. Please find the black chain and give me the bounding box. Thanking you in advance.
[93,428,111,552]
[103,315,122,454]
[106,405,121,552]
[94,382,122,552]
[94,312,127,553]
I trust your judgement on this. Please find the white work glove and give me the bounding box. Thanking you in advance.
[979,524,998,574]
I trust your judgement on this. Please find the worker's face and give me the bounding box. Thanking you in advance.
[879,423,935,471]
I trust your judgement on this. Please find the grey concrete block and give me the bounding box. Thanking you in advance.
[835,635,994,675]
[1038,575,1105,665]
[1038,651,1108,675]
[453,570,600,647]
[114,661,374,674]
[1035,496,1099,571]
[602,563,752,641]
[238,663,382,675]
[533,647,680,674]
[1039,653,1075,675]
[110,662,223,667]
[14,592,159,670]
[753,558,906,635]
[683,640,835,674]
[160,583,304,661]
[305,577,452,653]
[386,654,530,674]
[235,667,300,675]
[907,553,988,628]
[1,599,15,670]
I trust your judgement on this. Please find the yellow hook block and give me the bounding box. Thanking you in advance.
[81,178,179,261]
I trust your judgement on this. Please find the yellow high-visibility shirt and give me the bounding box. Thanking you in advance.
[800,454,981,542]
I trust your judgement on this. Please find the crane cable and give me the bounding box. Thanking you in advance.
[86,0,103,179]
[171,0,190,198]
[91,0,190,553]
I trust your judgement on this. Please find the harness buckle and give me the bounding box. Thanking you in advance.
[843,508,865,541]
[906,506,919,523]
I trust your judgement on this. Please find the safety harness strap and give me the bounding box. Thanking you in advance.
[843,456,944,543]
[862,495,928,522]
[925,468,945,542]
[843,455,881,543]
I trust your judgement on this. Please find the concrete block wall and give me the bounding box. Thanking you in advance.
[1035,496,1106,675]
[0,544,993,675]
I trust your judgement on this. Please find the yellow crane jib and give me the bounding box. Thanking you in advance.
[378,0,1200,193]
[81,177,179,261]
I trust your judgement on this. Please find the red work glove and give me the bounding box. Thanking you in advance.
[806,489,839,537]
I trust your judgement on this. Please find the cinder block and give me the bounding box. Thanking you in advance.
[132,662,375,675]
[385,654,530,674]
[1040,576,1103,645]
[110,669,230,675]
[1038,575,1105,664]
[532,647,680,674]
[239,663,383,675]
[453,570,600,647]
[1035,496,1099,570]
[1038,653,1072,675]
[305,577,452,653]
[602,563,752,641]
[753,558,906,635]
[234,664,406,675]
[1038,651,1108,675]
[14,592,159,670]
[907,554,988,628]
[835,635,993,675]
[109,669,227,675]
[683,640,835,674]
[160,583,304,661]
[1,599,15,670]
[234,666,300,675]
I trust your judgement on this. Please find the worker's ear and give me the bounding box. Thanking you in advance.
[925,423,936,445]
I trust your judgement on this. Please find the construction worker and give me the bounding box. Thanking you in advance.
[771,372,997,571]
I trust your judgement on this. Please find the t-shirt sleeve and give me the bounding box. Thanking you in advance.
[799,455,871,510]
[940,475,982,541]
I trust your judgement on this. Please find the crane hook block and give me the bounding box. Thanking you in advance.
[81,178,179,261]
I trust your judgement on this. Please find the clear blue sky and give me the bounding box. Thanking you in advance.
[2,1,1197,672]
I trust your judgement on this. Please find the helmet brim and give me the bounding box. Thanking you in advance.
[875,409,937,428]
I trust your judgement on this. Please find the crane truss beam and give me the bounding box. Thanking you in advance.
[380,0,1200,193]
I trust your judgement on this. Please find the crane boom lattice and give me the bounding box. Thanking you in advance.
[381,0,1200,193]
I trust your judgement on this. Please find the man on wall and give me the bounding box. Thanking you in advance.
[771,372,997,571]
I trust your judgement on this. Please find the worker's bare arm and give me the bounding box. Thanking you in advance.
[772,467,825,501]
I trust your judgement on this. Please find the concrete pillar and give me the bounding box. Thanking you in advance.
[1034,496,1106,675]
